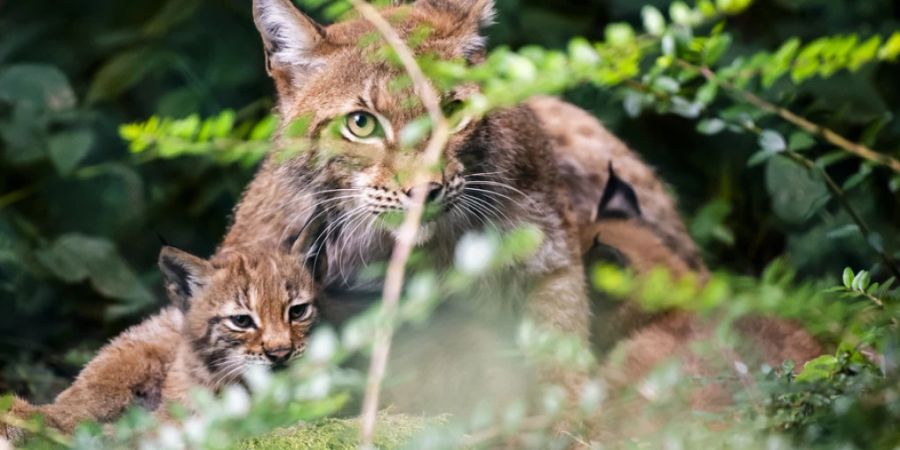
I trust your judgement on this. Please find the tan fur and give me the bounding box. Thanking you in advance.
[2,308,181,437]
[583,217,822,442]
[2,247,318,439]
[245,0,593,405]
[530,96,704,271]
[3,0,708,435]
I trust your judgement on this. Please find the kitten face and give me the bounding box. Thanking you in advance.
[159,247,319,386]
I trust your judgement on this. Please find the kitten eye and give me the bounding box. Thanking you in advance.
[346,111,379,138]
[288,304,313,322]
[229,314,255,329]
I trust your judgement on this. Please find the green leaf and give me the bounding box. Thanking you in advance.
[249,115,278,141]
[758,129,786,152]
[716,0,753,15]
[703,34,732,65]
[47,128,94,175]
[641,6,666,36]
[652,76,680,93]
[35,233,154,308]
[842,267,854,288]
[747,149,774,167]
[669,2,693,26]
[697,118,726,135]
[695,81,718,105]
[142,0,203,37]
[851,270,870,292]
[762,38,800,87]
[849,36,881,71]
[697,0,717,17]
[605,23,635,46]
[622,90,644,118]
[826,224,860,240]
[842,163,872,191]
[399,116,432,148]
[788,131,815,152]
[877,32,900,61]
[671,96,702,118]
[765,156,830,225]
[0,64,76,111]
[867,233,884,253]
[87,47,170,103]
[795,354,838,382]
[568,38,599,68]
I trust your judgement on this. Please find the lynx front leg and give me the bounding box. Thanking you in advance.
[523,262,593,436]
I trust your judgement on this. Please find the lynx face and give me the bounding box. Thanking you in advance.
[253,0,511,244]
[159,247,318,386]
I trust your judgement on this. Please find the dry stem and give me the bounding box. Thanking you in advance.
[347,1,451,448]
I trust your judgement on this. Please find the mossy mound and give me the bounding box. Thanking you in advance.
[239,414,440,450]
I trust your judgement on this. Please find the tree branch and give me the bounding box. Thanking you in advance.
[347,1,451,448]
[677,59,900,174]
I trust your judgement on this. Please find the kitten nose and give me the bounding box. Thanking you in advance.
[263,346,292,363]
[405,183,443,203]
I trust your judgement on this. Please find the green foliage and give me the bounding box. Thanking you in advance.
[120,111,275,166]
[4,0,900,448]
[239,415,438,450]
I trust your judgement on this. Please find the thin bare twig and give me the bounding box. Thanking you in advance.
[347,1,451,448]
[676,59,900,174]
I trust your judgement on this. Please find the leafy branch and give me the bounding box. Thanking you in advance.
[677,59,900,173]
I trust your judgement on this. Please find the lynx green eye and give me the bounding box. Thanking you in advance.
[229,314,255,329]
[346,111,379,138]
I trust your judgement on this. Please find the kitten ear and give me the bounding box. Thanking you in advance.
[252,0,327,77]
[415,0,496,62]
[597,162,642,220]
[159,246,213,310]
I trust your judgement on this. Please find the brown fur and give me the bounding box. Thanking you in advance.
[529,96,704,271]
[583,213,822,442]
[245,0,592,404]
[2,247,318,439]
[3,0,707,434]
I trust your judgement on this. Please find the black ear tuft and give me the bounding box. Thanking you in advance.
[158,246,212,310]
[597,162,642,220]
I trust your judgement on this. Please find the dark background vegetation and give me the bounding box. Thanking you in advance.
[1,0,898,406]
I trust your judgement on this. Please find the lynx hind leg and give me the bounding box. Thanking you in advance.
[528,96,705,271]
[33,308,183,433]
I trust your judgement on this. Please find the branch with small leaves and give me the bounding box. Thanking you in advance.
[676,59,900,174]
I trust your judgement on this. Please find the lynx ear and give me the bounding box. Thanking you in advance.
[415,0,496,62]
[597,162,642,220]
[159,246,213,310]
[252,0,327,76]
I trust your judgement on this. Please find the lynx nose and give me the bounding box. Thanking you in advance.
[405,182,443,203]
[263,346,292,364]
